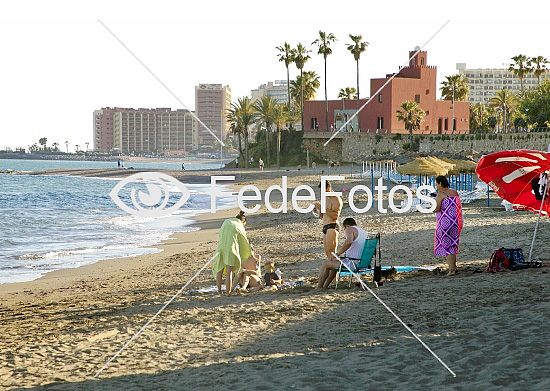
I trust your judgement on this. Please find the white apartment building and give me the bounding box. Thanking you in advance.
[251,80,289,104]
[457,63,548,105]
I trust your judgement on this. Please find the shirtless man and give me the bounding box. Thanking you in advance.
[313,180,343,288]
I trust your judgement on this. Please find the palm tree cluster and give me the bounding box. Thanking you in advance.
[225,96,294,169]
[509,55,549,92]
[274,33,369,132]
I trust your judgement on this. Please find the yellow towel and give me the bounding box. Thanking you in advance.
[212,218,252,277]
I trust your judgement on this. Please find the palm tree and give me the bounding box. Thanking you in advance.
[75,144,80,153]
[65,141,69,153]
[85,142,90,151]
[396,101,425,151]
[347,34,369,130]
[39,137,47,150]
[254,95,278,168]
[440,74,469,101]
[276,42,295,108]
[509,54,533,93]
[312,31,337,132]
[531,55,549,85]
[227,97,256,168]
[272,103,288,168]
[52,142,59,152]
[225,108,244,163]
[489,89,518,133]
[290,71,320,104]
[470,103,488,131]
[293,43,311,131]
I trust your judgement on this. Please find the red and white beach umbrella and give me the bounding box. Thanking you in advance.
[476,149,550,261]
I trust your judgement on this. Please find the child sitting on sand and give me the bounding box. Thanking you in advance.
[263,261,283,291]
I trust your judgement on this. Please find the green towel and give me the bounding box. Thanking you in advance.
[212,218,252,277]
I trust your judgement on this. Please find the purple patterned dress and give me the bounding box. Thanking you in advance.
[434,196,463,256]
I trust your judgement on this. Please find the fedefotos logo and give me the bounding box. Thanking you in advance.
[110,173,437,217]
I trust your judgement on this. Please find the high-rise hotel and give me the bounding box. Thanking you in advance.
[195,84,231,149]
[93,107,197,154]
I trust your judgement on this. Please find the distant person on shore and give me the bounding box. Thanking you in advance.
[250,157,254,165]
[312,161,317,173]
[433,176,463,275]
[313,180,342,289]
[182,162,185,171]
[235,158,239,168]
[259,158,264,171]
[121,160,125,168]
[118,159,121,168]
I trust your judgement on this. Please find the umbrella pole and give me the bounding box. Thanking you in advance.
[528,182,548,262]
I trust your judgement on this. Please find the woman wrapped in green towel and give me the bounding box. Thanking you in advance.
[213,211,259,294]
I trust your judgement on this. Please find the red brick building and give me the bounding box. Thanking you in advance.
[304,50,470,134]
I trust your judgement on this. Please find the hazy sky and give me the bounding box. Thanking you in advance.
[1,0,549,151]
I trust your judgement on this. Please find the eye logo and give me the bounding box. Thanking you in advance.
[110,173,190,217]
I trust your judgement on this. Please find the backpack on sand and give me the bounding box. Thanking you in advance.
[486,248,511,272]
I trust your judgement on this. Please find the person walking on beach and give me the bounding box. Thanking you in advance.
[433,176,463,275]
[118,159,121,168]
[259,158,264,171]
[181,162,185,171]
[235,158,239,168]
[313,180,343,288]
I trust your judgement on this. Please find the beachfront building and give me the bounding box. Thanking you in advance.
[94,107,196,155]
[456,63,547,105]
[250,80,289,104]
[303,49,470,134]
[195,84,231,150]
[93,109,116,152]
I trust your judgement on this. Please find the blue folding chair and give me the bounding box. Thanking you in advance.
[335,233,381,288]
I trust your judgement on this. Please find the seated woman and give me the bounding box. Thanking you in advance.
[235,251,263,292]
[212,211,253,294]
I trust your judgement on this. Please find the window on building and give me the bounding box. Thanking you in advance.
[453,119,456,131]
[438,118,442,133]
[415,94,420,103]
[378,94,383,103]
[426,111,430,116]
[426,89,430,95]
[311,117,318,130]
[377,117,384,129]
[420,58,425,65]
[444,118,448,131]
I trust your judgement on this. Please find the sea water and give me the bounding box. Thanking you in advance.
[0,160,236,284]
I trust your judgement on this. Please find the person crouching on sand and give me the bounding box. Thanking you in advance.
[263,261,283,291]
[212,211,256,294]
[313,180,342,289]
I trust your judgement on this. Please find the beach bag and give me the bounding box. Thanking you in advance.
[373,255,382,283]
[502,248,524,265]
[486,248,511,272]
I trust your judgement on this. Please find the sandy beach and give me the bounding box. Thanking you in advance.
[1,168,550,390]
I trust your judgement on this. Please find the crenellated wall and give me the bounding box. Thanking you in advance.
[302,132,550,162]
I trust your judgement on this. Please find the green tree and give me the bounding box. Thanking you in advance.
[440,74,469,101]
[470,103,488,131]
[226,109,244,160]
[254,95,278,167]
[293,43,311,131]
[509,54,533,93]
[39,137,47,151]
[396,101,425,151]
[531,55,549,85]
[489,89,518,132]
[226,97,258,167]
[346,34,368,130]
[276,42,295,109]
[52,142,59,152]
[312,31,337,132]
[520,79,550,127]
[272,103,289,168]
[289,70,320,112]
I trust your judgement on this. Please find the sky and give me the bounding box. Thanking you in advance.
[1,0,549,151]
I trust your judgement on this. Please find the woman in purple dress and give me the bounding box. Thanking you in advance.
[434,176,463,275]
